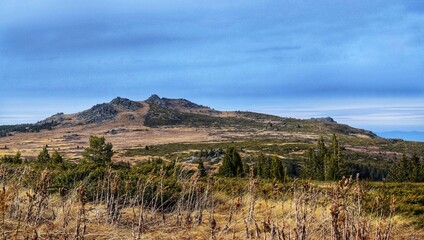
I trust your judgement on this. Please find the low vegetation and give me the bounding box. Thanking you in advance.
[1,135,423,239]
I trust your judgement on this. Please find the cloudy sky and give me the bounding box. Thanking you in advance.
[0,0,423,134]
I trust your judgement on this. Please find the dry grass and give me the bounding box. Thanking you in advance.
[0,163,422,240]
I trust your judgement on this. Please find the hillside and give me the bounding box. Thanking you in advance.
[1,95,423,173]
[1,95,424,239]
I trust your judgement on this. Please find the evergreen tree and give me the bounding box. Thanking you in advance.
[302,148,316,179]
[83,135,114,164]
[37,146,50,163]
[270,156,285,181]
[262,155,272,179]
[13,151,22,164]
[218,147,243,177]
[303,137,326,180]
[51,150,63,164]
[302,135,345,181]
[410,154,422,182]
[315,137,326,180]
[255,153,266,177]
[325,135,346,180]
[389,153,423,182]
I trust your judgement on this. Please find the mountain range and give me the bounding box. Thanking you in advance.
[0,95,423,163]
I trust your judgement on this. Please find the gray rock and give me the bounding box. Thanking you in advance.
[110,97,143,111]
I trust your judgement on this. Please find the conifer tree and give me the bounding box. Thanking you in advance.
[303,135,345,181]
[13,151,22,164]
[270,156,285,181]
[83,135,113,164]
[256,153,265,177]
[410,153,422,182]
[37,146,50,163]
[51,150,63,164]
[218,147,243,177]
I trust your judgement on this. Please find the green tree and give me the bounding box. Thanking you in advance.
[325,135,346,180]
[255,153,266,177]
[83,136,114,164]
[315,137,326,180]
[410,154,422,182]
[51,150,64,164]
[303,137,326,180]
[303,135,345,181]
[13,151,22,164]
[37,146,50,163]
[270,156,285,181]
[390,153,423,182]
[219,147,243,177]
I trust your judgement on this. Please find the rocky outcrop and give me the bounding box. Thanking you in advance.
[110,97,143,111]
[146,94,212,111]
[36,112,65,126]
[146,94,161,102]
[76,103,118,124]
[310,117,337,123]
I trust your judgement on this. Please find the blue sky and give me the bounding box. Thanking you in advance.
[0,0,423,133]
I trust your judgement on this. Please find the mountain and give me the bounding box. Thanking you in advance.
[0,95,376,137]
[1,95,423,164]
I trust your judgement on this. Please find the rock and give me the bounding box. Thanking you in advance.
[146,94,161,102]
[76,103,118,124]
[110,97,143,111]
[310,117,337,123]
[36,112,65,126]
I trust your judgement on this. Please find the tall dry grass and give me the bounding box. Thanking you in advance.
[0,164,420,240]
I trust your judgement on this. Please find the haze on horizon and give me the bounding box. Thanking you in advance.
[1,1,423,138]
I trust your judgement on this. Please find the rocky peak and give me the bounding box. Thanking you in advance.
[110,97,143,111]
[36,112,65,126]
[310,117,337,123]
[76,103,118,124]
[146,94,161,102]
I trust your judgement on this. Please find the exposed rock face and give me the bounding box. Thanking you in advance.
[76,103,118,124]
[146,94,210,110]
[146,94,171,108]
[110,97,143,111]
[36,112,65,126]
[146,94,161,102]
[310,117,337,123]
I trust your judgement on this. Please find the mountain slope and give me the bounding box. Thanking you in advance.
[0,94,377,138]
[1,95,423,164]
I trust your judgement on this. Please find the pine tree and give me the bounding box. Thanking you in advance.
[263,156,272,179]
[83,135,114,164]
[13,151,22,164]
[256,153,265,177]
[51,150,63,164]
[218,147,243,177]
[325,135,346,180]
[315,137,326,180]
[37,146,50,163]
[302,148,316,179]
[302,135,345,181]
[270,156,285,181]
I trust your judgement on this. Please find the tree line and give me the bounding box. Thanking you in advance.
[216,134,423,182]
[2,135,423,182]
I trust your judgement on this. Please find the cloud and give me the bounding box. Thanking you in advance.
[0,0,423,131]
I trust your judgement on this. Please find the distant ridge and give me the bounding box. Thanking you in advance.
[0,94,378,139]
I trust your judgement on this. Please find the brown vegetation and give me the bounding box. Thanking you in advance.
[1,164,421,239]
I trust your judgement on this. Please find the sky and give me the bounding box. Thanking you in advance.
[0,0,423,135]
